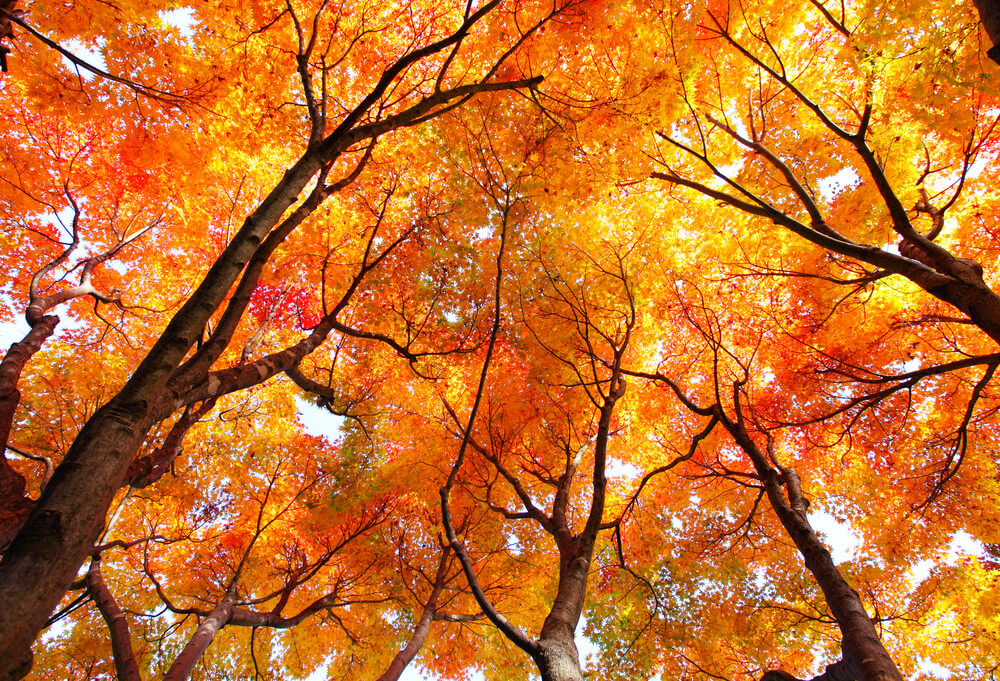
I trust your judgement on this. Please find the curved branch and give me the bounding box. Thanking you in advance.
[438,213,539,659]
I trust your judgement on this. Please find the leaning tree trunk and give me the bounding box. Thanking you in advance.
[724,415,904,681]
[0,315,59,549]
[0,150,329,681]
[162,590,237,681]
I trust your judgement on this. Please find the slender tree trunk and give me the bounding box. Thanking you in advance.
[162,592,236,681]
[376,604,437,681]
[86,558,142,681]
[375,551,449,681]
[0,316,59,550]
[725,417,904,681]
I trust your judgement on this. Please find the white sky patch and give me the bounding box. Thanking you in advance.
[159,7,198,39]
[576,616,599,674]
[808,509,861,564]
[61,39,106,79]
[966,150,994,180]
[607,457,641,480]
[907,558,935,586]
[294,395,346,440]
[715,159,745,179]
[0,318,29,350]
[918,659,954,679]
[945,530,985,562]
[0,308,90,348]
[817,167,860,202]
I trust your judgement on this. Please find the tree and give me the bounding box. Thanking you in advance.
[0,0,586,675]
[632,0,1000,678]
[2,0,1000,680]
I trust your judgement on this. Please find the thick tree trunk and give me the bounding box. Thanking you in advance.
[765,484,899,681]
[761,657,859,681]
[537,634,584,681]
[773,501,900,680]
[0,152,326,681]
[534,544,592,681]
[973,0,1000,64]
[533,378,624,681]
[0,19,536,673]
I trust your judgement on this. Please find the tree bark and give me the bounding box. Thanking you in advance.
[162,592,236,681]
[0,0,17,71]
[0,315,59,551]
[0,72,540,681]
[126,399,215,489]
[761,657,859,681]
[536,548,590,681]
[86,558,142,681]
[375,551,449,681]
[724,416,904,681]
[0,149,327,681]
[973,0,1000,64]
[0,6,546,673]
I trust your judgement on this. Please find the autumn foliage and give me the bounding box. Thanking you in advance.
[1,0,1000,680]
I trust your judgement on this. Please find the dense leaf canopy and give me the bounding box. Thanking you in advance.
[1,1,999,680]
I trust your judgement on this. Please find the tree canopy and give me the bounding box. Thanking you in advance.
[1,1,999,680]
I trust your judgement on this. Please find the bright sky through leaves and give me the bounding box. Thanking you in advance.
[1,1,999,680]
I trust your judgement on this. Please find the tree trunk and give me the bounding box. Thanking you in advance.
[375,551,449,681]
[765,484,900,681]
[725,418,904,681]
[0,315,59,550]
[537,632,584,681]
[0,0,17,71]
[162,593,236,681]
[973,0,1000,64]
[535,545,591,681]
[0,152,326,681]
[86,558,142,681]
